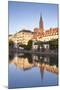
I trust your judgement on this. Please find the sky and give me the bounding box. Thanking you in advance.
[8,1,59,34]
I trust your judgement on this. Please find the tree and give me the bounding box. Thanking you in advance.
[9,40,14,48]
[49,39,58,50]
[27,40,33,50]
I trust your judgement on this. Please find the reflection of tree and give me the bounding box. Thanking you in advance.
[49,55,58,67]
[9,52,58,75]
[14,53,33,71]
[24,53,33,64]
[9,53,15,61]
[18,53,33,64]
[38,56,44,63]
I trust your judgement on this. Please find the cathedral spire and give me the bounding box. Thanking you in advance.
[39,14,44,31]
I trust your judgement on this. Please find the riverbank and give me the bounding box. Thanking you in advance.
[9,48,58,56]
[18,50,58,56]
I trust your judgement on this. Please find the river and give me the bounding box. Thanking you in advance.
[8,53,58,89]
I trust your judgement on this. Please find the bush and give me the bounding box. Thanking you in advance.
[27,40,33,50]
[49,39,58,50]
[9,40,14,48]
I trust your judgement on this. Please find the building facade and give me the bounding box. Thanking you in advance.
[9,30,33,45]
[33,15,58,42]
[32,15,58,50]
[9,15,58,49]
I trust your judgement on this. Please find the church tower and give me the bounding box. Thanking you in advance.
[39,15,44,32]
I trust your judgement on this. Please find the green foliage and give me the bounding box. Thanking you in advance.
[9,40,14,48]
[18,40,33,50]
[35,41,43,46]
[27,40,33,50]
[49,39,58,50]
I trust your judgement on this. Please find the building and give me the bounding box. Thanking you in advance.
[9,15,58,49]
[9,34,14,40]
[32,15,58,50]
[9,29,33,45]
[33,15,58,42]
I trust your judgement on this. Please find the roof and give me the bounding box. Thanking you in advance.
[18,29,32,33]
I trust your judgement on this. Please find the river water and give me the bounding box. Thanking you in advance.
[8,53,58,88]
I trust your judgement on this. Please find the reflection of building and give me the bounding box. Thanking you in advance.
[10,56,33,70]
[9,30,33,45]
[9,55,58,74]
[40,64,45,80]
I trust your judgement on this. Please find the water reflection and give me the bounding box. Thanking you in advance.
[9,53,58,88]
[9,53,58,74]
